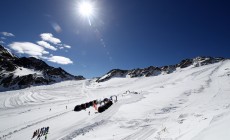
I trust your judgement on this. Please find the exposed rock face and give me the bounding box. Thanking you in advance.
[0,45,85,91]
[96,56,225,82]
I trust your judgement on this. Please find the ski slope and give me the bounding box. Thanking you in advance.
[0,60,230,140]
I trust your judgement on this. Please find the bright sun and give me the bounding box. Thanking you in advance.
[79,1,94,17]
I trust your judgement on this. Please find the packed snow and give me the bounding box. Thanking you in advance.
[0,60,230,140]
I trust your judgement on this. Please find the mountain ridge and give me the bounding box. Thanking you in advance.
[1,44,227,90]
[0,45,85,91]
[96,56,226,82]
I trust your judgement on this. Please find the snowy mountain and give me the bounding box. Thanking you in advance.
[0,59,230,140]
[96,56,225,82]
[0,45,85,91]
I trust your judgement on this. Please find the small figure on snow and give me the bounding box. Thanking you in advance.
[45,133,47,140]
[46,126,49,134]
[32,130,36,139]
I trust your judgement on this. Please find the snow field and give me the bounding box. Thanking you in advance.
[0,60,230,140]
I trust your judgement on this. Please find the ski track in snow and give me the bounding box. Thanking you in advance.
[0,110,71,140]
[122,126,156,140]
[0,61,230,140]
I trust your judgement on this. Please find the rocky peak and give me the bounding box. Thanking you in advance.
[0,45,17,60]
[96,69,128,82]
[0,45,85,91]
[14,57,50,71]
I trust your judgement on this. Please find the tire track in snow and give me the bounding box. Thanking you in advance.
[190,65,218,80]
[151,62,224,139]
[122,126,156,140]
[121,63,222,140]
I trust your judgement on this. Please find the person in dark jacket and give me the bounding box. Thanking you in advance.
[46,126,49,134]
[32,130,36,139]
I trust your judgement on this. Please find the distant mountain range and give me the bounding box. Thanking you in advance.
[0,44,227,91]
[0,45,85,91]
[96,56,225,82]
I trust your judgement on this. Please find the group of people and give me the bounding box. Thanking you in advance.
[31,127,49,140]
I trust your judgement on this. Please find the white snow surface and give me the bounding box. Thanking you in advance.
[13,67,43,77]
[1,67,43,78]
[1,60,230,140]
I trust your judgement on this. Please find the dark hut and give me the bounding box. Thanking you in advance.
[98,100,113,113]
[85,102,90,108]
[74,105,82,111]
[89,101,94,106]
[81,104,86,110]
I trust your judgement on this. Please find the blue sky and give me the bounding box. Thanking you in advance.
[0,0,230,78]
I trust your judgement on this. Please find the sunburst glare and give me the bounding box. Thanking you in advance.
[78,1,95,26]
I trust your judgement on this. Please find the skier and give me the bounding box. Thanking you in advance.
[46,126,49,134]
[32,130,36,139]
[44,127,47,134]
[36,133,41,140]
[45,127,48,134]
[88,111,90,115]
[40,127,43,136]
[36,129,40,139]
[45,133,47,140]
[42,127,45,135]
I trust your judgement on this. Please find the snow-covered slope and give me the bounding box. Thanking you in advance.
[0,60,230,140]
